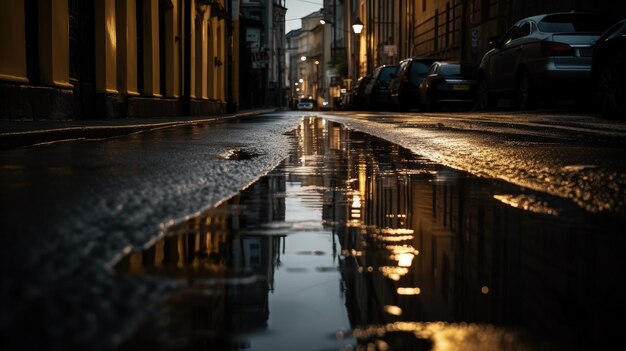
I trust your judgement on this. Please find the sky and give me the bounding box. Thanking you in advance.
[284,0,324,34]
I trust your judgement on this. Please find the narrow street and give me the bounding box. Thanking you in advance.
[1,110,625,350]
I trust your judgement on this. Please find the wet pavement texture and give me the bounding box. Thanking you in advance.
[117,117,623,350]
[1,114,625,350]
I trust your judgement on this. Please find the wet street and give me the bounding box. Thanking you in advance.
[1,111,626,350]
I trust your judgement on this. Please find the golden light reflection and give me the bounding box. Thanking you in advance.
[397,253,414,267]
[379,228,414,235]
[481,286,490,294]
[341,249,364,257]
[380,266,409,279]
[351,192,362,208]
[387,245,419,255]
[493,194,559,216]
[352,321,528,350]
[384,305,403,316]
[376,235,414,242]
[397,287,421,295]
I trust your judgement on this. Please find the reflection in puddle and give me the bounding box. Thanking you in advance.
[116,117,625,350]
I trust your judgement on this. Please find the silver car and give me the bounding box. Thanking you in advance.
[477,12,609,109]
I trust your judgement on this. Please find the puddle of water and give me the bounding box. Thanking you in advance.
[116,117,625,351]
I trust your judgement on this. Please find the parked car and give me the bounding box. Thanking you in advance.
[348,74,372,110]
[297,98,316,110]
[363,65,398,110]
[592,18,626,119]
[477,12,610,110]
[419,61,478,111]
[389,57,445,111]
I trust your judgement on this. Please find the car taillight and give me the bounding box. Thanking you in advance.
[541,41,574,56]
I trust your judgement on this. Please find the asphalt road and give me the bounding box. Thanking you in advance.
[0,108,624,350]
[323,109,626,216]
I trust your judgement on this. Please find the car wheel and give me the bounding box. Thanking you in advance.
[516,71,535,110]
[596,52,626,119]
[476,78,493,110]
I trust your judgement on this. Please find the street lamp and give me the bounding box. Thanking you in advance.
[352,17,363,34]
[320,18,338,108]
[352,17,363,81]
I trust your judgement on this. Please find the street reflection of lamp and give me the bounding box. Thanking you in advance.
[397,253,414,267]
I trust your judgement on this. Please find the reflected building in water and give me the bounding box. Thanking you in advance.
[114,116,624,350]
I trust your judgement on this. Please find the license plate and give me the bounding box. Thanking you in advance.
[452,84,469,91]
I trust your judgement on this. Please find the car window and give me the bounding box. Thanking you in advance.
[409,62,431,81]
[513,22,532,39]
[440,64,461,77]
[538,14,608,33]
[380,66,398,82]
[500,25,520,46]
[426,63,438,75]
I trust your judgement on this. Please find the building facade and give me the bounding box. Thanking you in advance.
[238,0,286,109]
[0,0,240,120]
[314,0,626,97]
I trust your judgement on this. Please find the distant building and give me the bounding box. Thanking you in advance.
[238,0,287,109]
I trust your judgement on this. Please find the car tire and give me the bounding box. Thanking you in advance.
[596,51,626,119]
[516,71,535,110]
[476,78,494,110]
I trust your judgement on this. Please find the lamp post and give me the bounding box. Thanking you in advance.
[352,17,363,82]
[320,19,333,108]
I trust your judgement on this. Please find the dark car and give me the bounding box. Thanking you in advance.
[348,74,372,110]
[477,12,610,110]
[592,18,626,119]
[296,98,316,110]
[419,61,478,111]
[363,65,398,110]
[389,57,445,111]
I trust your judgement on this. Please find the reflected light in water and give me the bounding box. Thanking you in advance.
[342,249,364,257]
[384,305,403,316]
[397,253,414,267]
[397,287,421,295]
[493,194,559,216]
[387,245,419,255]
[377,235,414,242]
[380,266,409,280]
[352,321,531,350]
[379,228,414,235]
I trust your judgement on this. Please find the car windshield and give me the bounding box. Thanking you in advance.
[409,62,431,81]
[538,14,608,33]
[379,67,397,82]
[439,64,477,78]
[299,99,314,104]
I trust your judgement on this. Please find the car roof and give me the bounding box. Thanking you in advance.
[517,11,602,25]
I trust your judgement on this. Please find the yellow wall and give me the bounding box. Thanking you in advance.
[0,0,28,83]
[116,0,139,96]
[40,0,71,88]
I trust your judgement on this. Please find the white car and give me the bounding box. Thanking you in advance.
[477,12,609,110]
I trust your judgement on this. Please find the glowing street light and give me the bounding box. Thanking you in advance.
[352,17,363,34]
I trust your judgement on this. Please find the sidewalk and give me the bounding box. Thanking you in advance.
[0,109,276,149]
